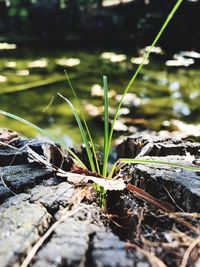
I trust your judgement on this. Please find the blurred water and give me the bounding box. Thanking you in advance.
[0,46,199,145]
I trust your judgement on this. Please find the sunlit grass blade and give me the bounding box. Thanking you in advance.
[105,0,184,167]
[64,70,100,173]
[0,109,87,168]
[108,161,118,179]
[58,93,96,172]
[102,75,109,176]
[110,158,200,176]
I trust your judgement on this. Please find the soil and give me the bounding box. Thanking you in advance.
[0,130,199,267]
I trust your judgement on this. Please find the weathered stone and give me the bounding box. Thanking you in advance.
[108,189,200,267]
[0,185,12,202]
[2,133,200,267]
[0,139,45,166]
[0,193,30,208]
[117,135,200,212]
[117,133,200,158]
[32,204,102,267]
[33,204,150,267]
[29,181,75,213]
[0,164,54,203]
[0,197,52,267]
[130,156,200,212]
[0,139,64,167]
[92,231,150,267]
[0,145,28,166]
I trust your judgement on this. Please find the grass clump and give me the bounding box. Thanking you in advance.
[1,0,198,207]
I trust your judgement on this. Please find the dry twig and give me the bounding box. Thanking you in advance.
[180,235,200,267]
[126,242,167,267]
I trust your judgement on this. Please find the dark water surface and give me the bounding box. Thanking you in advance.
[0,46,199,146]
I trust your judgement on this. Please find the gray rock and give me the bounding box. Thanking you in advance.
[32,204,101,267]
[0,139,48,166]
[117,135,200,212]
[117,134,200,158]
[92,231,150,267]
[0,200,52,267]
[0,146,28,166]
[29,182,75,213]
[0,136,153,267]
[0,139,65,167]
[0,164,54,203]
[33,205,150,267]
[132,157,200,212]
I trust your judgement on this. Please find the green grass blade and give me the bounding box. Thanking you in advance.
[118,158,200,172]
[64,70,100,174]
[105,0,184,167]
[0,109,87,168]
[58,93,96,172]
[108,161,118,179]
[102,75,109,176]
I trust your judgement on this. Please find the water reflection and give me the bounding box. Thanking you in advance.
[28,58,48,68]
[55,58,81,67]
[166,57,194,67]
[16,70,30,76]
[165,50,200,67]
[179,51,200,59]
[140,46,164,55]
[0,42,16,50]
[5,61,17,68]
[0,47,199,144]
[131,57,149,65]
[173,102,191,116]
[91,84,116,98]
[101,52,127,62]
[0,75,7,83]
[172,120,200,137]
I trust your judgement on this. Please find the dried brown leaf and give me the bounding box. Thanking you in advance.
[57,171,126,191]
[27,147,125,191]
[127,183,175,212]
[0,128,19,145]
[71,165,103,178]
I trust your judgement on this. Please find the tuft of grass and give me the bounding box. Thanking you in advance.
[0,0,191,207]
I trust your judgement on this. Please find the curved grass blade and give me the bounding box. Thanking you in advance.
[110,158,200,177]
[0,109,87,168]
[102,75,109,176]
[119,158,200,172]
[58,93,96,172]
[105,0,184,167]
[64,70,100,174]
[108,161,118,179]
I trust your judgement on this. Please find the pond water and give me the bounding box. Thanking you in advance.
[0,45,200,147]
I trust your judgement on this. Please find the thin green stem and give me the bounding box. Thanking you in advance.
[64,71,100,173]
[105,0,184,168]
[102,76,109,176]
[118,158,200,172]
[58,93,96,172]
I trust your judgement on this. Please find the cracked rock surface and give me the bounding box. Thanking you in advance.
[0,196,52,267]
[2,133,199,267]
[0,137,150,267]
